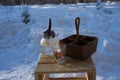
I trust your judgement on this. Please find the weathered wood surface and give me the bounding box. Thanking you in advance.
[50,77,87,80]
[34,54,96,80]
[38,54,56,64]
[35,54,95,73]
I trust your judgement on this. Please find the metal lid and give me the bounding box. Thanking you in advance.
[42,18,55,39]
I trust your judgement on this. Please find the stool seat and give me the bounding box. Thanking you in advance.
[34,54,96,80]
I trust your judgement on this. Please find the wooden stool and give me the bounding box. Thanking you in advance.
[34,54,96,80]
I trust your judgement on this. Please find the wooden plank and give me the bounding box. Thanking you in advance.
[39,54,94,64]
[34,73,49,80]
[34,54,96,80]
[38,54,56,64]
[35,55,95,73]
[34,73,44,80]
[85,71,96,80]
[43,74,49,80]
[35,63,95,73]
[50,77,87,80]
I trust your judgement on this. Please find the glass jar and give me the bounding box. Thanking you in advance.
[40,36,58,55]
[40,18,57,55]
[40,18,65,63]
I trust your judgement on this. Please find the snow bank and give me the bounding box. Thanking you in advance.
[0,2,120,80]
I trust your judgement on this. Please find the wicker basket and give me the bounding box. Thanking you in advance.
[59,35,98,60]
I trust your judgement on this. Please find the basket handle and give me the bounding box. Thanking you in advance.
[75,17,80,42]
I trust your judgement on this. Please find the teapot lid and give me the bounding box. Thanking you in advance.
[42,18,55,39]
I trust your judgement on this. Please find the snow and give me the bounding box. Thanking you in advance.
[0,2,120,80]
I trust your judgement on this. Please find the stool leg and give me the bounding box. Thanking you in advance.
[43,73,49,80]
[86,71,96,80]
[35,73,49,80]
[35,73,44,80]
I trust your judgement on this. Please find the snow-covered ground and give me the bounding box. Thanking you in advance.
[0,2,120,80]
